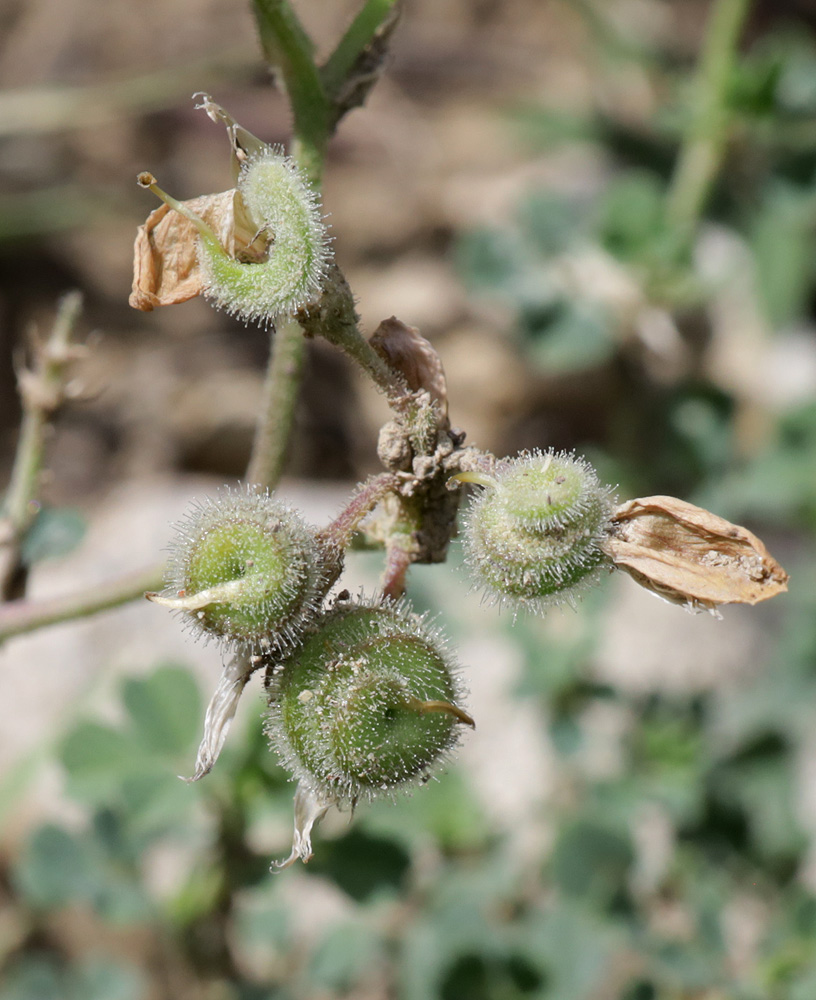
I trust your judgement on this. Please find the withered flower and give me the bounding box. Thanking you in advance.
[601,495,789,613]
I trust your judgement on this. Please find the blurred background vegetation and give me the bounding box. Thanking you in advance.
[2,0,816,997]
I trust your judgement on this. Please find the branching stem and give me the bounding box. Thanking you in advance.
[0,561,165,645]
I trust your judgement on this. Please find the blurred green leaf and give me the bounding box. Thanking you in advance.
[122,665,201,757]
[455,227,526,293]
[0,955,63,1000]
[363,769,490,853]
[20,507,86,566]
[67,957,145,1000]
[305,827,410,901]
[597,170,667,264]
[307,920,384,992]
[60,721,140,803]
[751,181,816,327]
[516,191,582,257]
[523,300,615,373]
[13,825,98,909]
[551,819,633,902]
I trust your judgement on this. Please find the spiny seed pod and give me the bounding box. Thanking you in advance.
[147,487,336,650]
[459,450,615,613]
[266,599,473,811]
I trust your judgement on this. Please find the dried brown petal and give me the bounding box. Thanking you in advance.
[129,189,239,312]
[602,496,789,610]
[370,316,448,418]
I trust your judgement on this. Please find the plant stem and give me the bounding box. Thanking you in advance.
[252,0,330,186]
[246,317,307,489]
[1,292,84,600]
[318,472,401,550]
[0,561,165,645]
[4,292,83,534]
[665,0,751,238]
[321,0,400,98]
[296,266,404,399]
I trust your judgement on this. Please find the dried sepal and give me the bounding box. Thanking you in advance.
[601,496,789,611]
[370,316,449,419]
[130,190,237,311]
[273,783,330,869]
[184,651,256,782]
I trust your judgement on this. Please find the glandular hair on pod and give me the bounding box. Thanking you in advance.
[148,486,335,651]
[265,596,474,806]
[460,449,616,613]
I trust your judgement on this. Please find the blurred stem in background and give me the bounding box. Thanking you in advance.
[665,0,752,242]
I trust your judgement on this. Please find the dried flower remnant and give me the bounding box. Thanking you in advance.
[601,496,789,612]
[130,95,330,323]
[369,316,449,420]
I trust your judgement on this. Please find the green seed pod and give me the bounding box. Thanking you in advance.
[134,96,331,325]
[148,487,335,650]
[198,147,331,324]
[460,450,615,613]
[266,599,473,810]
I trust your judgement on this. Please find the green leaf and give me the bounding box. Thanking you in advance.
[59,722,140,803]
[454,227,527,293]
[751,181,816,327]
[20,506,86,566]
[551,819,634,902]
[523,300,615,373]
[68,958,145,1000]
[597,170,666,263]
[305,828,410,902]
[363,770,490,853]
[1,955,64,1000]
[516,191,581,257]
[122,665,201,757]
[307,920,384,992]
[13,824,98,909]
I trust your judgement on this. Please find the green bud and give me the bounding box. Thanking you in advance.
[460,450,615,613]
[148,487,335,650]
[266,598,473,812]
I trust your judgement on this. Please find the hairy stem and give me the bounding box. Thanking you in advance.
[296,266,405,399]
[318,472,401,550]
[246,317,307,489]
[665,0,751,237]
[382,536,413,600]
[0,561,165,645]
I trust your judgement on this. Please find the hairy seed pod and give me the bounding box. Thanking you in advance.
[198,148,330,323]
[148,487,336,649]
[460,450,615,612]
[134,96,331,324]
[265,599,473,809]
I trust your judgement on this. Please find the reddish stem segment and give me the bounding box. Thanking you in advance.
[382,538,412,600]
[317,472,401,551]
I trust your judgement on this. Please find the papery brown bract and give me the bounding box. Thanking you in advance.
[601,495,789,611]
